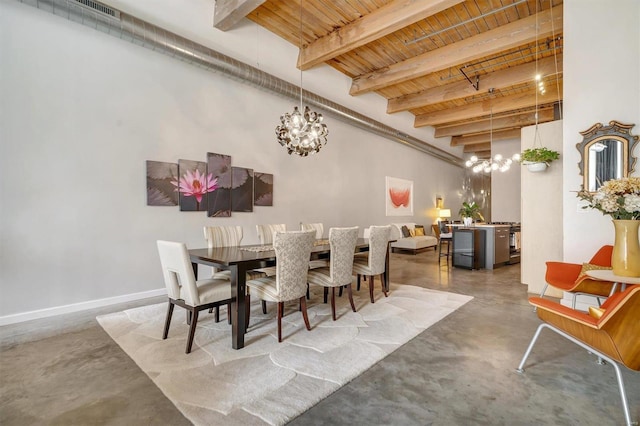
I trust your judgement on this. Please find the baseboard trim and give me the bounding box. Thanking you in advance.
[0,288,167,326]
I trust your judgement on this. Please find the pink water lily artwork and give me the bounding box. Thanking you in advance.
[174,160,217,211]
[207,152,232,217]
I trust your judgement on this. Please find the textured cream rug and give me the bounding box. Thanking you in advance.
[97,283,472,425]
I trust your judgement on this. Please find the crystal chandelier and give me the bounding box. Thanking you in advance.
[275,0,328,156]
[465,90,520,173]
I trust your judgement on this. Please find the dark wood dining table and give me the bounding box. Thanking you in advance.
[189,238,390,349]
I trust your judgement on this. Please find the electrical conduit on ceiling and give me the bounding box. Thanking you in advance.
[17,0,463,167]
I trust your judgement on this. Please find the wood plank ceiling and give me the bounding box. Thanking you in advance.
[216,0,563,157]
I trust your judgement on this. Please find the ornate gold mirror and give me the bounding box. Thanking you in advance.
[576,120,639,192]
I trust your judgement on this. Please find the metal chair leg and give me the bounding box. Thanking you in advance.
[516,323,635,426]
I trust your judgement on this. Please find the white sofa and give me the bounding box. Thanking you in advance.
[389,223,437,254]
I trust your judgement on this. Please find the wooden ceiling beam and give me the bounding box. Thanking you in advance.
[387,55,562,113]
[434,108,555,138]
[214,0,266,31]
[451,128,522,146]
[463,143,491,154]
[298,0,464,70]
[350,5,563,95]
[415,82,562,127]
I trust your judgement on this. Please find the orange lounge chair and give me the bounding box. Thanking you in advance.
[517,285,640,426]
[541,245,615,308]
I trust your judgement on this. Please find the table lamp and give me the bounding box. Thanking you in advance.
[439,209,451,221]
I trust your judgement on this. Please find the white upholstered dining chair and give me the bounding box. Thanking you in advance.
[301,222,329,270]
[307,226,359,321]
[204,225,270,318]
[300,222,324,239]
[203,225,243,281]
[352,225,391,303]
[254,224,286,290]
[156,240,233,354]
[204,225,243,248]
[256,223,286,245]
[245,230,316,342]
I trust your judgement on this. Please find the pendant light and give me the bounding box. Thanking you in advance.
[275,0,328,156]
[465,89,520,173]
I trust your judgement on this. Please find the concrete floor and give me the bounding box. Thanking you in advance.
[1,251,638,425]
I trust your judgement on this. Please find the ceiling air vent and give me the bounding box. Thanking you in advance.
[72,0,121,20]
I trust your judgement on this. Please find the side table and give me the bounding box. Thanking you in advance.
[586,269,640,293]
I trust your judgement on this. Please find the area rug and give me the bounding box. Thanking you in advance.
[97,283,472,425]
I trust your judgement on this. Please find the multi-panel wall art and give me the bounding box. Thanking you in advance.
[145,152,273,216]
[207,153,232,217]
[176,159,211,212]
[146,161,179,206]
[231,167,254,212]
[254,173,273,206]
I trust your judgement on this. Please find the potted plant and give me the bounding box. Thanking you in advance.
[519,147,560,172]
[459,201,485,227]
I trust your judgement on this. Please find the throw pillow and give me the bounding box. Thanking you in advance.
[576,263,612,283]
[588,306,605,320]
[409,228,416,237]
[400,225,411,238]
[414,227,425,236]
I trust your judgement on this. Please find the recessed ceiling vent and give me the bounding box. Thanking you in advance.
[72,0,120,20]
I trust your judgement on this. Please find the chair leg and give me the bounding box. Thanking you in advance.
[516,323,635,426]
[347,283,356,312]
[277,302,283,343]
[539,283,549,298]
[300,296,311,331]
[357,274,361,291]
[245,295,250,328]
[331,287,336,321]
[227,302,232,324]
[306,283,310,300]
[516,323,545,373]
[323,287,328,304]
[215,306,220,323]
[381,274,388,297]
[535,284,550,312]
[262,300,267,315]
[369,275,375,303]
[162,301,175,339]
[338,286,343,297]
[186,308,199,354]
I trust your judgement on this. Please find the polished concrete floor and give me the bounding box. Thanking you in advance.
[1,251,638,425]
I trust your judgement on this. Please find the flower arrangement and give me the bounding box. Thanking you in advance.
[576,177,640,220]
[519,147,560,165]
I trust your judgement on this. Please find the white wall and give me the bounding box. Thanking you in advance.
[0,1,463,319]
[490,138,521,222]
[563,0,640,263]
[521,120,564,297]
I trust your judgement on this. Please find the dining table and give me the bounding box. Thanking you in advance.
[189,237,391,349]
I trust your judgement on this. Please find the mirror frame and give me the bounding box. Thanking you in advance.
[576,120,639,192]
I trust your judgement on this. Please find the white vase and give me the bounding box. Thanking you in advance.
[463,217,473,227]
[525,162,548,173]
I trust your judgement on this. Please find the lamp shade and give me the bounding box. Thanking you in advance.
[439,209,451,218]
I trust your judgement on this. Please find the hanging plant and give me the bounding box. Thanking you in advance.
[519,147,560,172]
